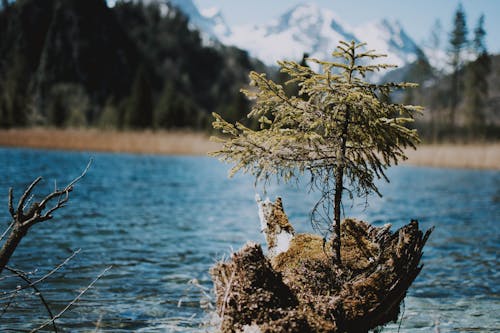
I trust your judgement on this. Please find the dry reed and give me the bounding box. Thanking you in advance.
[0,128,498,169]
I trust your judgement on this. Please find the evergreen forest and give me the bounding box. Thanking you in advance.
[0,0,264,131]
[0,0,498,141]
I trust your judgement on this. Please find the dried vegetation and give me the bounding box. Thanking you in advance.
[211,218,432,332]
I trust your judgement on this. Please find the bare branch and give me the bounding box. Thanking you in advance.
[2,249,81,295]
[29,249,81,288]
[4,266,58,333]
[8,188,14,218]
[67,158,93,189]
[19,159,92,229]
[16,177,42,219]
[29,266,112,333]
[0,290,18,319]
[0,222,14,242]
[1,159,92,275]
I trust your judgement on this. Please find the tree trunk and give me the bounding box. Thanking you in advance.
[0,225,28,275]
[332,167,343,265]
[333,101,351,265]
[450,70,458,127]
[331,49,355,265]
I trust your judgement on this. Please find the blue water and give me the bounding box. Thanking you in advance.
[0,147,498,332]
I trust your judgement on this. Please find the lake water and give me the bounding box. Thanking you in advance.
[0,147,498,332]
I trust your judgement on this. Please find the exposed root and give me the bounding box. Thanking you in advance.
[211,219,433,332]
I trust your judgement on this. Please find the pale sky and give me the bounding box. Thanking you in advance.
[194,0,500,53]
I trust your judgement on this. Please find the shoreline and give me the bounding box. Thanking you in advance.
[0,128,498,170]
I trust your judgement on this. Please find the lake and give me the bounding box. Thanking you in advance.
[0,147,498,332]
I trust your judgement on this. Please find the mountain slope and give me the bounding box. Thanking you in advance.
[221,3,358,66]
[352,19,420,67]
[164,2,425,70]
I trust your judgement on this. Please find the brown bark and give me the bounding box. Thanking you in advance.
[211,212,433,333]
[0,225,28,274]
[332,167,343,265]
[0,161,90,275]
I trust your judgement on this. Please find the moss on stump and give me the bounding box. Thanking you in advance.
[210,219,432,333]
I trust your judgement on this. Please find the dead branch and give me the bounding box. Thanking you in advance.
[0,222,14,242]
[0,159,92,274]
[0,289,18,319]
[29,266,112,333]
[4,266,58,333]
[1,249,81,296]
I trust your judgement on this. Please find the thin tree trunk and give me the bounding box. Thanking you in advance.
[332,167,343,264]
[450,70,458,127]
[331,46,355,265]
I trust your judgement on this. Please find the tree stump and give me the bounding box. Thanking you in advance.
[211,209,432,333]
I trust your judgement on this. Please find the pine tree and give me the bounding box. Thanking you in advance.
[448,3,468,127]
[465,14,490,135]
[154,81,176,129]
[125,66,153,129]
[212,41,421,264]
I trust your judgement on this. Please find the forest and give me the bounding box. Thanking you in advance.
[0,0,264,131]
[0,0,498,141]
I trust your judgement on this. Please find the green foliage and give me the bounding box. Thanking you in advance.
[212,41,422,263]
[0,57,29,127]
[97,98,120,129]
[46,83,90,128]
[0,0,260,130]
[448,3,468,126]
[449,4,468,63]
[153,80,199,129]
[473,14,487,54]
[113,1,259,131]
[125,67,153,129]
[464,14,491,135]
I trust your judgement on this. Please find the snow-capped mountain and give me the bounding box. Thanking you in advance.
[221,3,359,66]
[167,0,231,40]
[218,3,424,70]
[352,19,421,67]
[115,0,231,42]
[122,1,431,72]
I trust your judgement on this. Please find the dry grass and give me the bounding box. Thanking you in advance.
[0,128,498,169]
[403,143,500,170]
[0,128,219,155]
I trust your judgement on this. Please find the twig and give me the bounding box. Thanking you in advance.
[93,314,103,333]
[16,177,42,219]
[0,290,18,319]
[29,265,112,333]
[4,266,58,333]
[0,222,14,242]
[1,249,81,296]
[17,159,92,229]
[29,249,81,287]
[219,266,236,330]
[67,159,93,189]
[8,188,14,217]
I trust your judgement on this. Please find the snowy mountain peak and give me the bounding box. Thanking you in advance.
[220,3,362,66]
[130,0,231,41]
[168,0,231,39]
[353,18,420,66]
[129,1,429,75]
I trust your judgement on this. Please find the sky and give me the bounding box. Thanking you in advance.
[194,0,500,53]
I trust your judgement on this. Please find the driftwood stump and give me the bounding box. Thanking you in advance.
[210,200,432,333]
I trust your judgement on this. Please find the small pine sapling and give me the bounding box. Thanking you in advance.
[211,40,422,265]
